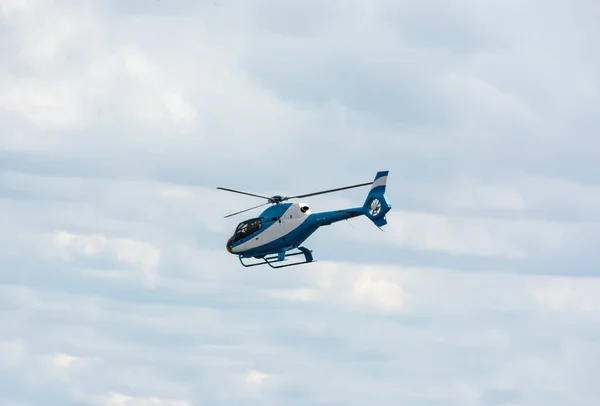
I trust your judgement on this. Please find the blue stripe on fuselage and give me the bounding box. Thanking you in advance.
[238,207,364,257]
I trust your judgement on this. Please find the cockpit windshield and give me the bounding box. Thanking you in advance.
[233,218,262,242]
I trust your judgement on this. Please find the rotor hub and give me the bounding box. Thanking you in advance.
[269,195,285,204]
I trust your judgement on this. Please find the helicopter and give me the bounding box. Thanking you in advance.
[216,170,391,268]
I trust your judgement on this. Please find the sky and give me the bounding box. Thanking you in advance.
[1,0,599,405]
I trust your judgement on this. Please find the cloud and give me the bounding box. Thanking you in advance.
[528,276,600,313]
[86,393,192,406]
[352,269,404,312]
[1,0,599,405]
[50,230,161,286]
[264,262,405,313]
[329,209,572,260]
[2,261,600,405]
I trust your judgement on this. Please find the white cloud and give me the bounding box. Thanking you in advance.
[511,175,600,220]
[1,0,599,405]
[96,393,192,406]
[266,288,320,302]
[51,353,80,369]
[245,370,270,387]
[50,230,161,286]
[2,262,600,405]
[353,270,404,312]
[438,70,541,127]
[338,209,569,259]
[159,187,195,199]
[0,78,83,130]
[263,261,407,313]
[527,276,600,313]
[441,175,527,210]
[0,339,25,371]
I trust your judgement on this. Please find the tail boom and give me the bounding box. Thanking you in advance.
[307,170,391,229]
[308,208,363,227]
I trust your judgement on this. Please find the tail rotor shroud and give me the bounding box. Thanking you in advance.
[369,198,381,216]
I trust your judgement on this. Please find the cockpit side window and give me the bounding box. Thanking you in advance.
[233,219,262,242]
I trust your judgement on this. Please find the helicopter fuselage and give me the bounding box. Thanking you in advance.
[226,201,365,258]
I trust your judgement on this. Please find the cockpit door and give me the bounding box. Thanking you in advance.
[232,219,263,251]
[244,219,263,250]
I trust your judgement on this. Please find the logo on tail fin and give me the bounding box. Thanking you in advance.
[368,198,381,216]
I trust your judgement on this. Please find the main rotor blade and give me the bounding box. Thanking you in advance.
[224,202,270,218]
[216,187,271,201]
[285,181,373,200]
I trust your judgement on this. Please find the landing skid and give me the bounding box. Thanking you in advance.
[239,247,315,269]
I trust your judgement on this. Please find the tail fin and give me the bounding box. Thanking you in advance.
[362,170,391,228]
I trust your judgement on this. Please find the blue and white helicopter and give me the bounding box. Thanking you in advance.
[217,170,391,268]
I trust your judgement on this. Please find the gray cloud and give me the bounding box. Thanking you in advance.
[1,0,599,405]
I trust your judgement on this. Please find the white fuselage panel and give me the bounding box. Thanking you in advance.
[231,202,312,253]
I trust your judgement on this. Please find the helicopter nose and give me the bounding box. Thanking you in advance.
[226,236,234,254]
